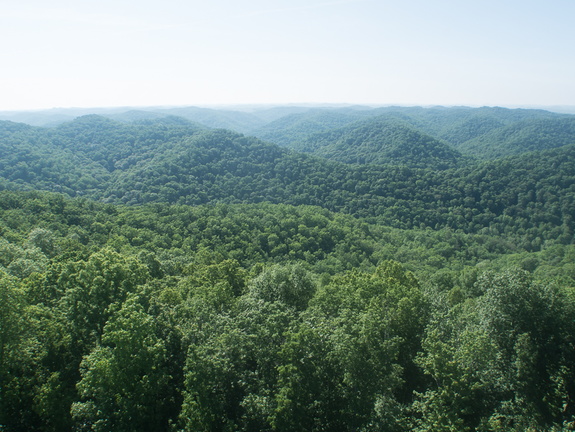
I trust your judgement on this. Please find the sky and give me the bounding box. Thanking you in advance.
[1,0,574,111]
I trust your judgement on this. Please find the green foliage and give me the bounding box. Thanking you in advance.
[270,263,424,431]
[72,295,172,432]
[1,105,575,431]
[252,108,363,147]
[58,249,149,346]
[247,263,315,311]
[458,117,575,159]
[293,116,466,169]
[250,105,568,153]
[414,269,575,431]
[2,112,575,240]
[0,271,25,426]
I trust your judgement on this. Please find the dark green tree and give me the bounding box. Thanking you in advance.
[72,294,172,431]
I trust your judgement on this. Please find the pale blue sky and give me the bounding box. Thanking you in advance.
[1,0,574,110]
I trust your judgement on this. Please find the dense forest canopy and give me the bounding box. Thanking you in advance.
[1,105,575,431]
[286,117,467,168]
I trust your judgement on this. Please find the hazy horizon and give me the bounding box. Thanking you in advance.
[2,0,574,111]
[2,102,575,115]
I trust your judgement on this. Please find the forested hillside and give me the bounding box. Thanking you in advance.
[456,117,575,158]
[1,115,575,239]
[248,105,570,152]
[250,108,365,147]
[1,105,575,432]
[290,117,466,168]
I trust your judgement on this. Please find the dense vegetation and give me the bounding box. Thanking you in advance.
[289,117,466,168]
[1,115,575,240]
[249,105,570,155]
[1,105,575,431]
[457,117,575,159]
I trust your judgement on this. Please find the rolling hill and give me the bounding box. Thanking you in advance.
[291,117,466,169]
[1,114,574,241]
[2,105,575,432]
[455,117,575,158]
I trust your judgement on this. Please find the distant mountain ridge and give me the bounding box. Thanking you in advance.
[1,114,574,239]
[250,109,365,147]
[2,105,575,167]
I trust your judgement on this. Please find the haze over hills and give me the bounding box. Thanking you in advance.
[3,104,574,162]
[249,109,366,147]
[1,109,574,238]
